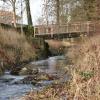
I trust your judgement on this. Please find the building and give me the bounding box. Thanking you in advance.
[0,10,21,25]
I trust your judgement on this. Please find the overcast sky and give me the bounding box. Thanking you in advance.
[29,0,43,25]
[0,0,43,25]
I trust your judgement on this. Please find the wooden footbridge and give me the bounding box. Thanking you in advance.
[34,21,95,39]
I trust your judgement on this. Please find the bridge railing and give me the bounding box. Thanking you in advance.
[34,22,95,36]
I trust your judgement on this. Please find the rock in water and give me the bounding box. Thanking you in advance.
[19,67,39,75]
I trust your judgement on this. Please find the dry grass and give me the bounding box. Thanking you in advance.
[22,35,100,100]
[67,35,100,100]
[0,28,36,65]
[20,84,68,100]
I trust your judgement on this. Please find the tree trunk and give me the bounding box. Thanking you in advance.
[56,0,60,25]
[12,2,17,27]
[25,0,33,25]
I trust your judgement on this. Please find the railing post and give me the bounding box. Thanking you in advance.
[51,25,53,38]
[34,27,36,37]
[67,23,69,33]
[74,24,77,32]
[93,23,96,33]
[87,22,90,36]
[79,23,82,34]
[45,26,48,34]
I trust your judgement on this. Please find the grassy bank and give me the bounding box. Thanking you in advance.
[0,28,37,74]
[66,35,100,100]
[22,35,100,100]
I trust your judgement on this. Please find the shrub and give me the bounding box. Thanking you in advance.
[0,28,36,71]
[17,25,34,37]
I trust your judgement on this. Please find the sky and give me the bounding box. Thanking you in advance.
[0,0,43,25]
[29,0,43,25]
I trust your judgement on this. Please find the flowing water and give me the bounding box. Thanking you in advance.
[0,56,67,100]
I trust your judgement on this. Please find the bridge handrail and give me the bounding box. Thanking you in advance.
[34,21,95,36]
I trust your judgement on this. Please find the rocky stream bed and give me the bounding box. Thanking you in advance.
[0,56,68,100]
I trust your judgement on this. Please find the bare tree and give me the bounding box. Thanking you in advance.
[11,0,17,27]
[43,0,99,24]
[56,0,60,24]
[25,0,32,25]
[1,0,19,27]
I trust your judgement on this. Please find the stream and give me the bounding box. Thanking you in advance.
[0,56,67,100]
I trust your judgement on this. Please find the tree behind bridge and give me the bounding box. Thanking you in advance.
[25,0,32,26]
[42,0,100,24]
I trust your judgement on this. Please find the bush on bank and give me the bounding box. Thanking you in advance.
[67,35,100,100]
[0,28,36,74]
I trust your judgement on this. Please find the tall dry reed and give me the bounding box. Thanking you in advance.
[0,28,36,65]
[67,35,100,100]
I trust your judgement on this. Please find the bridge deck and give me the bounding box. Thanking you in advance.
[34,22,95,38]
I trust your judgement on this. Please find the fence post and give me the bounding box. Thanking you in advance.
[87,22,90,36]
[51,25,53,38]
